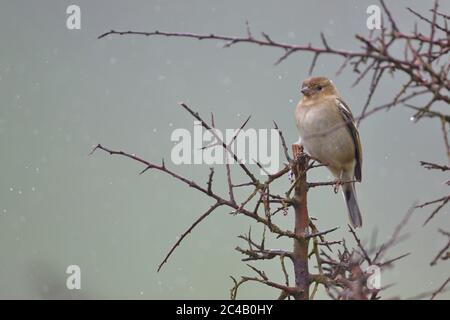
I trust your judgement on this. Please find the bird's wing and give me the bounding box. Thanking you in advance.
[336,98,362,182]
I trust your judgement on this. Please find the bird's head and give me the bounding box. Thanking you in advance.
[300,76,338,100]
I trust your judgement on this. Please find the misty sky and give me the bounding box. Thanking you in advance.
[0,0,448,299]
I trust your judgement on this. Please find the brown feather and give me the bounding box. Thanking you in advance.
[336,98,362,182]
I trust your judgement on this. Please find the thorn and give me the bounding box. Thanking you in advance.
[88,144,101,156]
[139,166,151,175]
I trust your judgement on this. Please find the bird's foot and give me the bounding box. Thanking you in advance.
[309,155,324,164]
[333,179,343,194]
[288,169,295,183]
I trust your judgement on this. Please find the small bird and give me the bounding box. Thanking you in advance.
[295,76,363,228]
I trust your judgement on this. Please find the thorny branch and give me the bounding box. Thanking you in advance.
[99,0,450,132]
[91,100,419,300]
[95,0,449,299]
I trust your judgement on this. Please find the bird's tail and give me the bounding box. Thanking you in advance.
[342,182,362,228]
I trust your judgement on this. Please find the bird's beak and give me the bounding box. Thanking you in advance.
[301,86,312,96]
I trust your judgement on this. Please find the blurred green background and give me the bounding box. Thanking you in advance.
[0,0,448,299]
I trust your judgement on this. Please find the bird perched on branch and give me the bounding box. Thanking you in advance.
[295,76,363,228]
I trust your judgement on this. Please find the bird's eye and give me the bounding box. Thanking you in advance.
[316,85,322,91]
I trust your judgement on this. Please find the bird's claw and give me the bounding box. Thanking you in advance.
[333,179,343,194]
[288,169,295,183]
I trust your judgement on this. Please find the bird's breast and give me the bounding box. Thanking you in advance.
[296,104,355,171]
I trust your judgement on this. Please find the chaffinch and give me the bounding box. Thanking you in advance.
[295,76,363,228]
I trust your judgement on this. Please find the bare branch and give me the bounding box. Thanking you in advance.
[157,202,222,272]
[416,195,450,226]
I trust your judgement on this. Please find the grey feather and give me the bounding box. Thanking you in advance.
[342,182,362,228]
